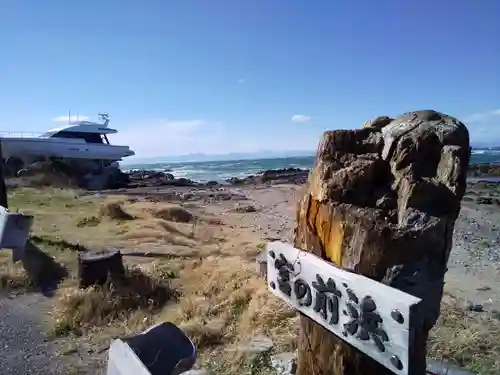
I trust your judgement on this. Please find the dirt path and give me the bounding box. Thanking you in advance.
[0,294,65,375]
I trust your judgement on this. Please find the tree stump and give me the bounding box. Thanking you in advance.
[77,249,125,288]
[294,110,470,375]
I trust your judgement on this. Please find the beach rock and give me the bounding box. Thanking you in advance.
[468,163,500,177]
[466,302,484,312]
[271,352,297,375]
[12,157,130,190]
[259,168,309,183]
[233,205,257,213]
[85,166,130,190]
[127,170,176,186]
[226,168,309,185]
[126,170,198,188]
[477,197,494,205]
[164,178,196,187]
[226,176,246,185]
[242,335,274,355]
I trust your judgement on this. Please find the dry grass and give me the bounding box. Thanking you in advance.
[99,201,135,221]
[159,255,298,366]
[52,264,177,336]
[152,204,194,223]
[429,296,500,375]
[0,258,31,291]
[4,187,500,374]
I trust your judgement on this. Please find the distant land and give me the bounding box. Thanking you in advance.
[121,150,316,165]
[471,142,500,150]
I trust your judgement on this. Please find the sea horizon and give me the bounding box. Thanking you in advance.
[121,150,500,183]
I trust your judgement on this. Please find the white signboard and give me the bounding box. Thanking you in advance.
[267,242,422,375]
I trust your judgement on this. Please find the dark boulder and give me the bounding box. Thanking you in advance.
[226,168,309,185]
[163,177,196,187]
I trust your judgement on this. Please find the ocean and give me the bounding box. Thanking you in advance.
[122,150,500,183]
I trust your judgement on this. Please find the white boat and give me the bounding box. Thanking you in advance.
[0,113,135,166]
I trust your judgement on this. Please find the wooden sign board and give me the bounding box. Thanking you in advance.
[0,206,33,250]
[267,242,422,375]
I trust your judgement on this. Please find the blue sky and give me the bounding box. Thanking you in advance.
[1,1,499,159]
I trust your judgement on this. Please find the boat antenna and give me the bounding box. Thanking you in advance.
[68,110,71,124]
[98,112,110,127]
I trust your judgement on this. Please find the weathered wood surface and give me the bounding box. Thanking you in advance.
[78,249,125,288]
[0,206,33,249]
[267,242,421,375]
[294,110,470,375]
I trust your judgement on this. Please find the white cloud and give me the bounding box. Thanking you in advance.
[462,109,500,123]
[238,78,246,84]
[291,114,311,123]
[110,119,228,158]
[53,115,89,122]
[110,117,323,160]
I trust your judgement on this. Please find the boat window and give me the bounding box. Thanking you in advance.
[84,133,104,144]
[51,131,104,144]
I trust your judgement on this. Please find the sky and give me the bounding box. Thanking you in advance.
[1,1,499,160]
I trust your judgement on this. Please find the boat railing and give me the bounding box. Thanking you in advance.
[0,131,46,138]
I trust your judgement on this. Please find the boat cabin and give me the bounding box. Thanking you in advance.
[44,129,111,144]
[39,120,118,145]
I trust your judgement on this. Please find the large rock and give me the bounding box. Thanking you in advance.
[226,168,310,185]
[84,166,130,190]
[126,170,198,188]
[295,110,470,375]
[10,157,131,190]
[13,157,88,187]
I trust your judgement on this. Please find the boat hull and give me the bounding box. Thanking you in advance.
[0,137,135,163]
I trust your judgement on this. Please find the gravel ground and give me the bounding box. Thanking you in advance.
[0,294,64,375]
[237,182,500,312]
[445,195,500,312]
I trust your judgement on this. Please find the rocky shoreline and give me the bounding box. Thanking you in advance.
[468,163,500,178]
[125,164,500,189]
[125,167,310,189]
[7,156,500,191]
